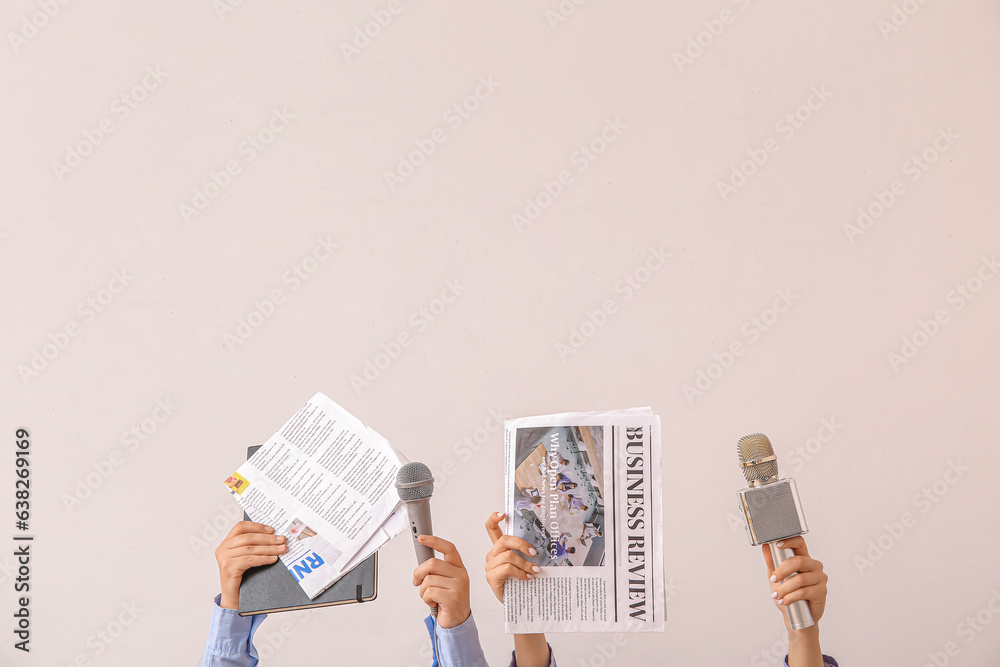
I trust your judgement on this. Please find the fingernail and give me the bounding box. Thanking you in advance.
[527,574,534,579]
[776,541,785,548]
[532,566,540,573]
[266,526,274,533]
[778,598,784,605]
[496,511,504,516]
[770,575,777,583]
[771,591,777,599]
[528,547,537,556]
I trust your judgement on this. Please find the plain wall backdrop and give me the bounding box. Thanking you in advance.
[2,1,999,665]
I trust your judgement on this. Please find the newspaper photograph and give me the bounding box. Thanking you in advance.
[503,409,664,633]
[224,392,407,599]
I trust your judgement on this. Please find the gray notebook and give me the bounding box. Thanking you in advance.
[238,445,378,616]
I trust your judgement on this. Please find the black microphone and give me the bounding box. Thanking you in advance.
[395,462,437,616]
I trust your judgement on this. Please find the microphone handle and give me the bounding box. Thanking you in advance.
[404,498,437,617]
[769,542,814,630]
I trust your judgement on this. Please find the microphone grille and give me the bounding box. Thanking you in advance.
[737,433,779,485]
[396,462,434,501]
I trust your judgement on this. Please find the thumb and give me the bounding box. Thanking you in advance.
[485,512,505,544]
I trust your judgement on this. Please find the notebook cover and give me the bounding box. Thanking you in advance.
[238,445,378,616]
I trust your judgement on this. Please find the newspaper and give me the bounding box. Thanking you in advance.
[224,392,407,599]
[503,408,664,633]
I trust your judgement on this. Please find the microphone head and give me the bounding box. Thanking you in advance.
[737,433,779,486]
[395,462,434,501]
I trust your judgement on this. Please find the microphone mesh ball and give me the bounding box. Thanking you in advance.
[737,433,779,484]
[396,462,434,501]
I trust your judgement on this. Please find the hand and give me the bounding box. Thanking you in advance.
[215,521,287,610]
[411,535,471,630]
[484,512,540,603]
[762,536,828,630]
[485,513,551,667]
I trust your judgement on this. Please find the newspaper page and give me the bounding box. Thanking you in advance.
[224,392,406,599]
[503,408,664,633]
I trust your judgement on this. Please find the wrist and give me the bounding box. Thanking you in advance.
[787,624,822,667]
[788,624,819,645]
[219,578,241,610]
[438,606,471,630]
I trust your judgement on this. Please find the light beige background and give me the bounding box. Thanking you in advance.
[2,1,999,665]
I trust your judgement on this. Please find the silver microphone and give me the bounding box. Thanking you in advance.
[736,433,814,631]
[395,462,437,617]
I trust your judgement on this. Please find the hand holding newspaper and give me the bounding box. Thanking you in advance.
[224,393,407,599]
[503,408,664,633]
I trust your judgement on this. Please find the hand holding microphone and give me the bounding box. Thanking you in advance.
[761,535,827,630]
[396,462,472,629]
[736,433,817,631]
[410,535,472,630]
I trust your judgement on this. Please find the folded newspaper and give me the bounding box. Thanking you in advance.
[224,393,407,599]
[503,408,664,633]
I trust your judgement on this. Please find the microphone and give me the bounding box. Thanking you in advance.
[395,462,437,617]
[736,433,814,630]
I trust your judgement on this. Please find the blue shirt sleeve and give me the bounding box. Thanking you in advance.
[784,655,838,667]
[505,644,557,667]
[422,614,559,667]
[200,594,267,667]
[424,613,489,667]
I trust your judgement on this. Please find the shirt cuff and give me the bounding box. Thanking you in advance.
[426,612,488,667]
[201,594,267,666]
[784,655,838,667]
